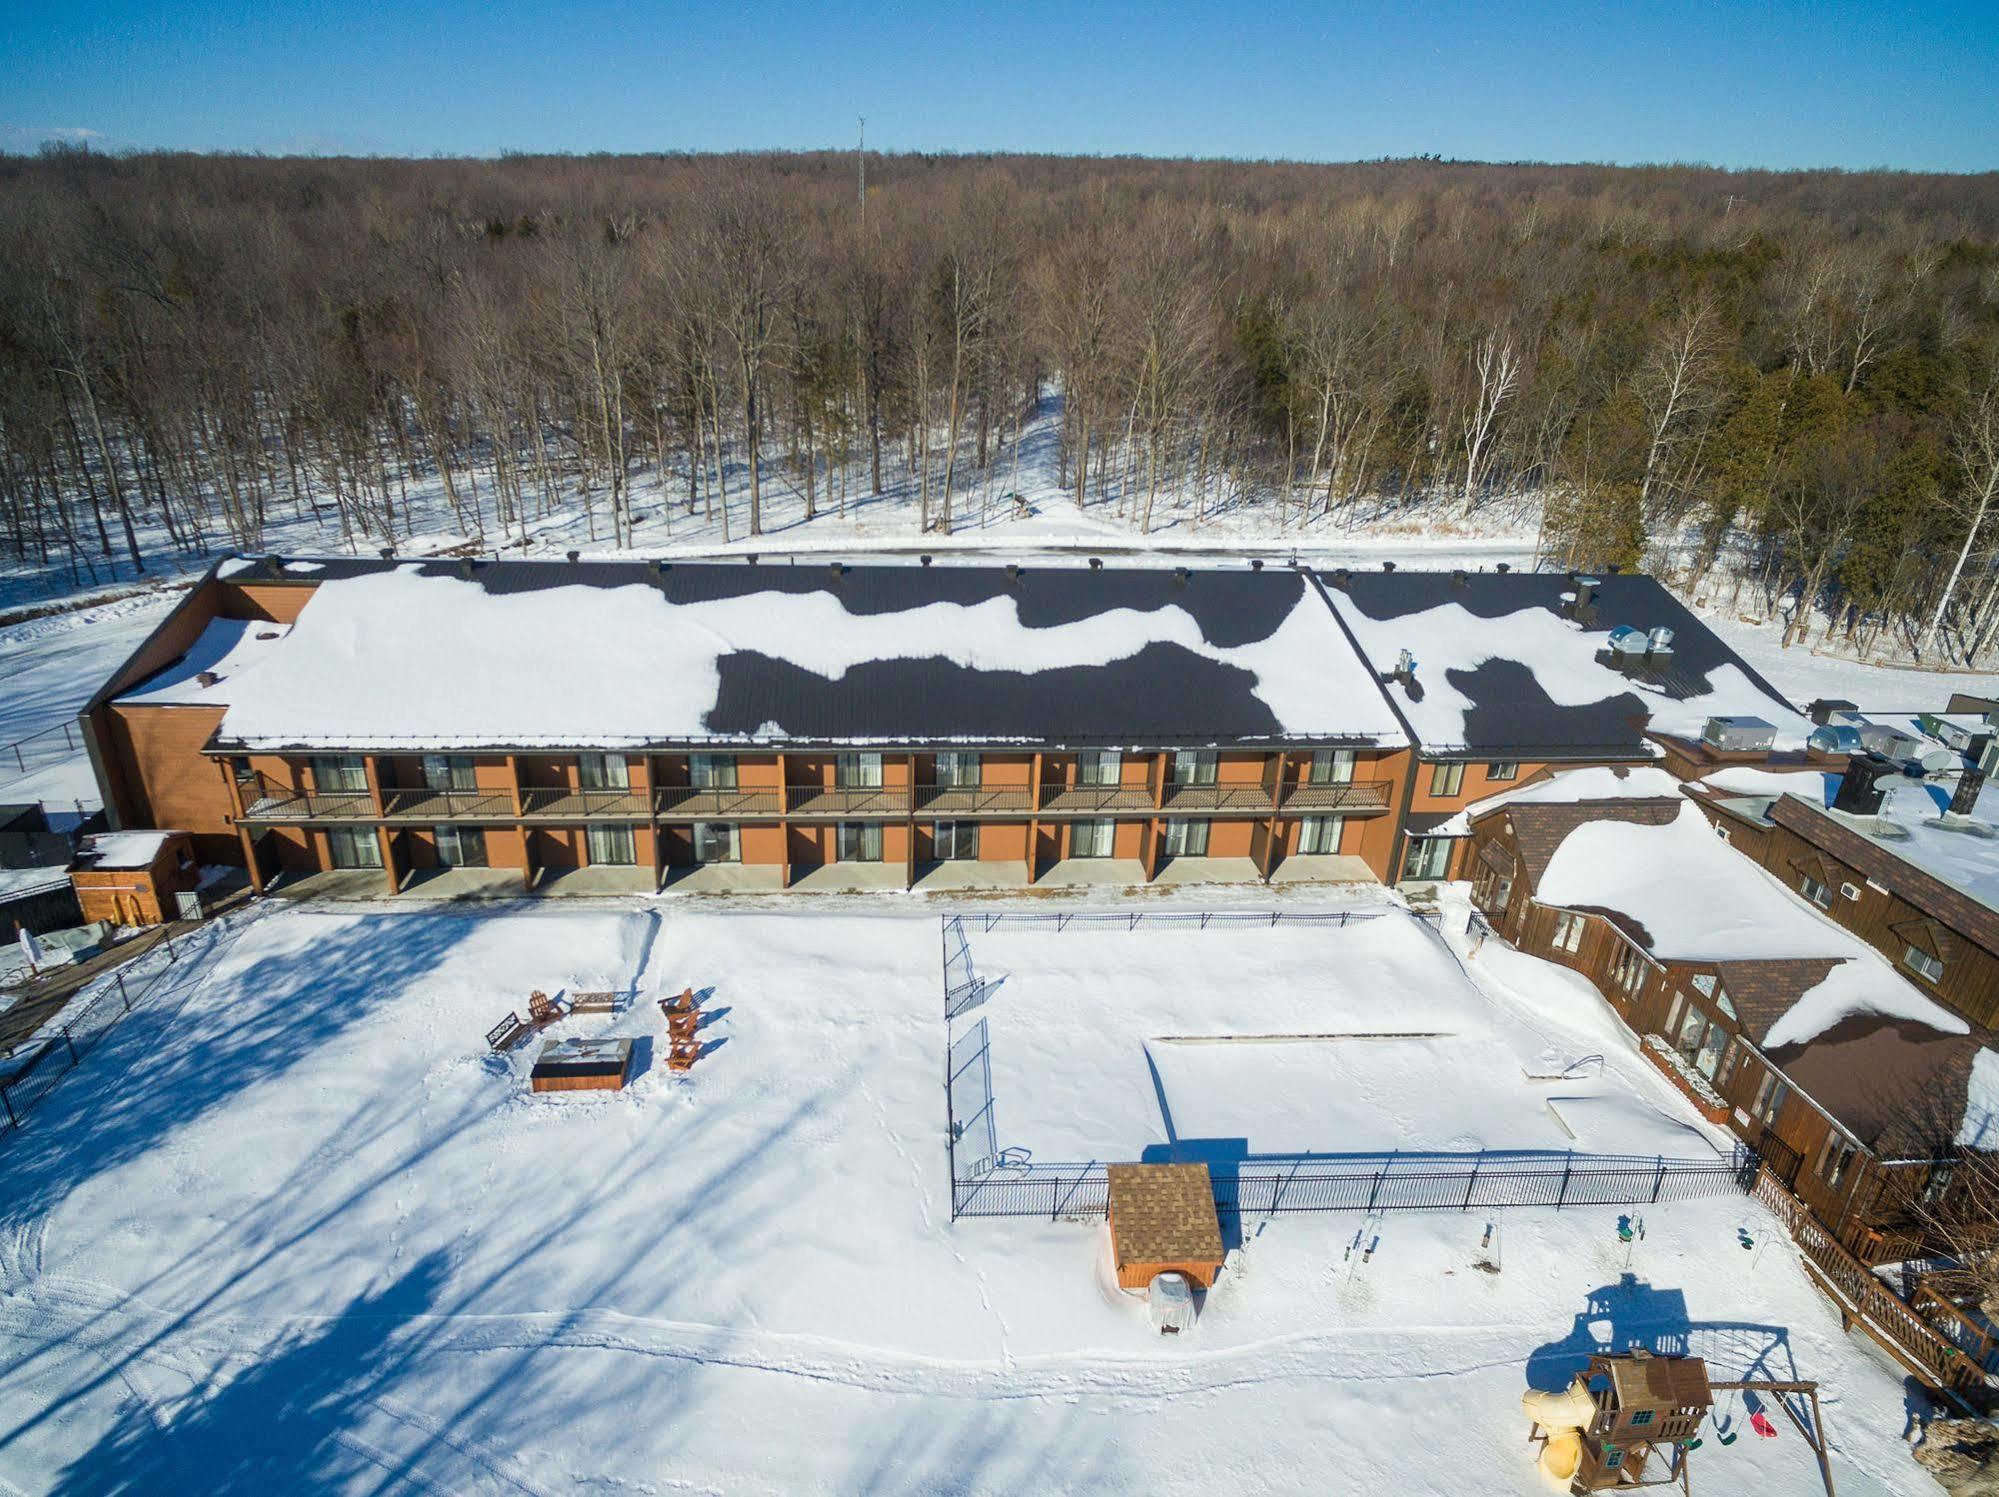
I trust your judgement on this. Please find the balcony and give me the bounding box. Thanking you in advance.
[381,787,518,820]
[1158,782,1278,814]
[1279,780,1394,815]
[785,784,910,818]
[238,784,375,822]
[912,782,1035,816]
[654,785,783,819]
[518,786,650,820]
[1038,784,1155,814]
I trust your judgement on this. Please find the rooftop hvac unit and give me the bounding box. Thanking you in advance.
[1605,625,1648,657]
[1702,716,1777,754]
[1809,724,1864,756]
[1646,626,1674,658]
[1920,712,1978,752]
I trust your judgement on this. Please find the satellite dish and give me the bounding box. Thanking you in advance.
[1919,746,1958,774]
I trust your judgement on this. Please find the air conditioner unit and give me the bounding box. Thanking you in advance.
[1839,882,1861,902]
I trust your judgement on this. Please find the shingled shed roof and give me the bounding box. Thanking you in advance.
[1106,1163,1223,1272]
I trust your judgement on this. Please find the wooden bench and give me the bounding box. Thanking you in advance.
[486,1012,530,1052]
[569,990,618,1015]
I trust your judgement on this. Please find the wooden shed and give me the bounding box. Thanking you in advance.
[69,830,199,927]
[1106,1162,1225,1291]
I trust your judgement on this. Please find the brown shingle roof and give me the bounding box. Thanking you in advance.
[1491,799,1683,887]
[1708,958,1845,1046]
[1106,1163,1223,1268]
[1770,796,1999,955]
[1767,1018,1989,1158]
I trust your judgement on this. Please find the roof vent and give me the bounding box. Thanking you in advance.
[565,550,580,563]
[828,561,845,578]
[1645,625,1674,660]
[1250,558,1263,571]
[746,553,759,565]
[196,670,220,689]
[920,554,932,567]
[263,554,282,570]
[1088,556,1103,570]
[1496,562,1511,574]
[1174,567,1190,585]
[1006,563,1020,582]
[379,547,396,561]
[1328,567,1351,590]
[651,559,671,576]
[1382,561,1397,573]
[1605,625,1648,658]
[457,559,476,580]
[1451,568,1469,587]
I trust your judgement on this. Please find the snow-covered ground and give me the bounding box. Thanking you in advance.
[0,894,1949,1494]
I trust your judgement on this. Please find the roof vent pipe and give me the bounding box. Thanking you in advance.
[1174,567,1190,584]
[1328,567,1351,589]
[457,559,476,580]
[746,553,758,565]
[1382,560,1396,573]
[920,554,932,567]
[565,550,580,563]
[1089,557,1103,570]
[828,562,845,578]
[1006,563,1020,582]
[1451,568,1469,587]
[379,547,396,560]
[1250,558,1263,571]
[1496,562,1510,574]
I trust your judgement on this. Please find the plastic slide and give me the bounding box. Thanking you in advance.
[1522,1379,1598,1483]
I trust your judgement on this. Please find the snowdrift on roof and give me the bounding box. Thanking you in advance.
[213,568,1407,749]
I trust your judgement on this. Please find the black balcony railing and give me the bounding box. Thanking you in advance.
[654,785,783,818]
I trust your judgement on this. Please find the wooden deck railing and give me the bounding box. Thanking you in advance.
[1751,1167,1989,1395]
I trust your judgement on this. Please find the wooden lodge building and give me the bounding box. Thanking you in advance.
[1467,764,1998,1262]
[76,555,1816,902]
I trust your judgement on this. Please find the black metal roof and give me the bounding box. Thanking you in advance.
[204,555,1397,748]
[1320,569,1798,756]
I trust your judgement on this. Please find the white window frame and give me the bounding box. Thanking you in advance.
[1799,874,1832,909]
[836,752,883,789]
[1071,818,1115,858]
[1163,818,1209,857]
[691,821,738,863]
[837,821,883,862]
[1299,815,1344,855]
[1904,944,1945,983]
[1486,761,1520,782]
[689,753,738,790]
[586,824,637,866]
[1404,835,1452,880]
[1074,751,1122,787]
[1310,749,1356,785]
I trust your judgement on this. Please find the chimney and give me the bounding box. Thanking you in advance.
[1952,766,1988,816]
[1832,752,1893,816]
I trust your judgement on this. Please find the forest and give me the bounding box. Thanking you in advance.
[2,147,1998,659]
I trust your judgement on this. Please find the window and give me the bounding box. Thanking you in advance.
[1551,911,1586,953]
[837,821,883,862]
[1818,1137,1860,1190]
[1751,1071,1789,1127]
[692,822,738,863]
[1486,761,1520,783]
[1403,835,1452,880]
[1694,1022,1729,1081]
[933,751,980,788]
[1664,992,1686,1039]
[1799,874,1832,909]
[1472,863,1512,914]
[422,754,475,791]
[1712,983,1737,1021]
[310,755,367,793]
[836,752,883,788]
[1309,749,1355,785]
[1071,819,1115,858]
[1171,751,1218,786]
[586,824,637,866]
[578,753,629,790]
[1074,751,1122,786]
[1715,823,1732,844]
[1904,944,1945,984]
[689,753,737,790]
[1428,762,1465,797]
[1715,1041,1742,1090]
[433,825,487,867]
[1163,819,1209,857]
[1299,815,1344,855]
[1629,1410,1655,1428]
[327,826,382,869]
[933,820,978,860]
[1921,1162,1957,1207]
[1609,941,1647,997]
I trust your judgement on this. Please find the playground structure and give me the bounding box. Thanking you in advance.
[1524,1349,1834,1494]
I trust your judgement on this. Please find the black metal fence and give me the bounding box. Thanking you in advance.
[950,1150,1759,1221]
[952,907,1410,937]
[0,929,192,1133]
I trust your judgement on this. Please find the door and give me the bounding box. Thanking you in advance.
[837,822,883,862]
[1071,819,1115,858]
[328,826,383,869]
[1299,815,1344,855]
[692,822,739,863]
[1162,818,1208,857]
[434,825,488,868]
[586,825,637,865]
[578,753,630,790]
[933,820,978,860]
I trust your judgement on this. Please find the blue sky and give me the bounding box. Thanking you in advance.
[4,0,1996,170]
